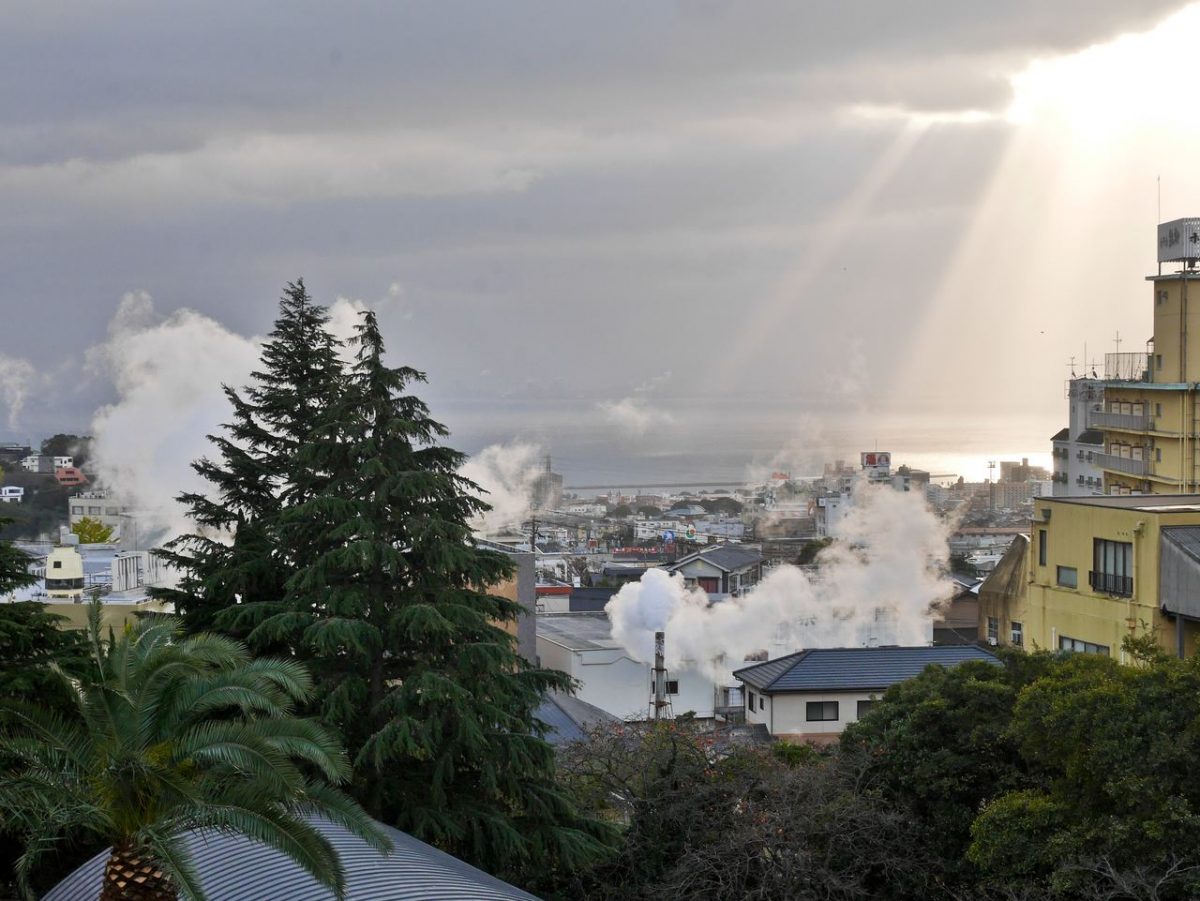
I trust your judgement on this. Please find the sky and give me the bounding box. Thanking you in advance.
[3,1,1200,485]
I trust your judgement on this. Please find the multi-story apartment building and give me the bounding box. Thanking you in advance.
[978,494,1200,659]
[1050,378,1105,496]
[1097,218,1200,494]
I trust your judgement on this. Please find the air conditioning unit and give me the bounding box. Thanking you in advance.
[986,637,998,647]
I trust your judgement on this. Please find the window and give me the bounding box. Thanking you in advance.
[1157,403,1163,417]
[1056,566,1078,589]
[52,560,61,570]
[987,617,998,642]
[806,701,838,722]
[1157,448,1163,463]
[1157,354,1164,370]
[70,505,83,515]
[1059,636,1109,655]
[665,680,679,695]
[747,690,756,711]
[1038,530,1047,566]
[759,695,765,712]
[87,506,101,515]
[856,699,875,719]
[1091,538,1133,596]
[1011,621,1024,647]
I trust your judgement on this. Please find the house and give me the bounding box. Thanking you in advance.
[667,544,765,598]
[46,817,536,901]
[0,486,23,503]
[536,613,725,720]
[734,645,1000,744]
[981,494,1200,659]
[54,466,88,488]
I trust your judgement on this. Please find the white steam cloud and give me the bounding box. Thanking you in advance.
[87,290,375,545]
[606,481,953,682]
[0,353,37,429]
[459,442,542,534]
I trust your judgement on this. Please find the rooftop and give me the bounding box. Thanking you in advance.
[733,645,1000,693]
[670,543,764,573]
[46,817,535,901]
[1041,494,1200,512]
[536,613,619,652]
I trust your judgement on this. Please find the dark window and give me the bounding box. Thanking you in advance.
[1038,530,1047,566]
[747,690,756,710]
[759,695,765,712]
[45,577,85,590]
[1090,539,1133,596]
[665,680,679,695]
[806,701,838,722]
[52,561,61,569]
[986,617,998,642]
[1157,354,1164,370]
[1057,566,1078,589]
[1059,635,1109,656]
[856,700,875,719]
[1011,621,1023,646]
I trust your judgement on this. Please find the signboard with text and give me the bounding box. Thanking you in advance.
[1158,218,1200,263]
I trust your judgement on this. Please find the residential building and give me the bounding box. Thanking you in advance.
[1051,378,1105,496]
[1095,218,1200,494]
[54,466,88,488]
[667,544,765,598]
[734,645,1000,743]
[0,486,23,503]
[20,454,55,474]
[67,490,132,541]
[980,495,1200,659]
[535,613,724,720]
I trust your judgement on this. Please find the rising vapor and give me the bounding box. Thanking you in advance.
[606,481,954,682]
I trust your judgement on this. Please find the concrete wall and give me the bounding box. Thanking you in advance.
[492,552,537,662]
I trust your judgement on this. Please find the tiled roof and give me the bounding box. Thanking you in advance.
[535,690,619,745]
[733,645,1000,693]
[45,817,536,901]
[670,544,764,573]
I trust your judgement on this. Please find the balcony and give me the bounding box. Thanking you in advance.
[1089,571,1133,597]
[1093,452,1149,476]
[1090,411,1152,432]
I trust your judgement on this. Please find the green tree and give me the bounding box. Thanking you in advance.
[0,518,35,596]
[70,515,114,544]
[155,280,346,635]
[969,648,1200,897]
[244,312,613,884]
[0,603,388,901]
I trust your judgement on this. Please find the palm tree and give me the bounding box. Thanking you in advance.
[0,602,390,900]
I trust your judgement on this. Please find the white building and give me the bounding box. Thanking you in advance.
[1051,378,1105,496]
[735,645,1000,743]
[536,613,731,720]
[67,490,134,542]
[0,486,24,503]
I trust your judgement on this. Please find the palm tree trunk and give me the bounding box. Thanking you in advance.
[99,845,176,901]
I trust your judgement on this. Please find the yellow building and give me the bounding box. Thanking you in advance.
[1098,221,1200,494]
[979,495,1200,659]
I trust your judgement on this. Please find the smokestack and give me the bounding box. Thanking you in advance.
[652,630,671,720]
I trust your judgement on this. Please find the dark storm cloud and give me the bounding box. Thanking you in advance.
[0,0,1189,441]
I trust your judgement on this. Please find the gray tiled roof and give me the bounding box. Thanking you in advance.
[733,645,999,693]
[536,690,619,745]
[44,817,537,901]
[1163,525,1200,563]
[670,544,764,573]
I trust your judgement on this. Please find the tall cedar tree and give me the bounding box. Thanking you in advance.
[246,311,613,883]
[155,281,346,635]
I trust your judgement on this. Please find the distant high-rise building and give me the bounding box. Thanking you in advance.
[531,454,563,510]
[1050,379,1105,497]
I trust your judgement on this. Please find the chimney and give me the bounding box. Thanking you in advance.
[653,631,668,720]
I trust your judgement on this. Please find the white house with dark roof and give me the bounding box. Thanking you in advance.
[667,543,765,598]
[734,645,1000,743]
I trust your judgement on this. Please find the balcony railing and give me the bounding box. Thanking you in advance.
[1089,571,1133,597]
[1093,452,1149,476]
[1090,411,1152,432]
[1105,352,1151,382]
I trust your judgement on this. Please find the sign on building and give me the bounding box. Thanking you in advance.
[1157,218,1200,263]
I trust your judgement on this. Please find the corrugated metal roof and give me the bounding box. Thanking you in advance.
[44,818,538,901]
[1163,525,1200,563]
[535,690,618,745]
[733,646,999,693]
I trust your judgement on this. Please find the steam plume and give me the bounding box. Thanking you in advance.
[606,481,953,682]
[458,442,542,534]
[0,353,36,429]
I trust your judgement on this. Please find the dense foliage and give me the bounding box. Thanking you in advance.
[0,603,387,901]
[553,647,1200,900]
